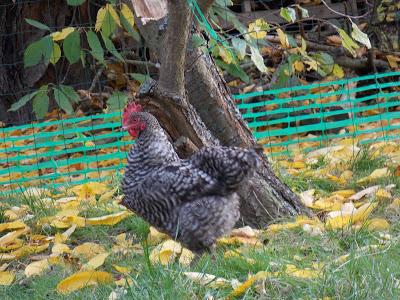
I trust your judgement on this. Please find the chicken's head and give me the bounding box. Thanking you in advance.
[122,102,146,138]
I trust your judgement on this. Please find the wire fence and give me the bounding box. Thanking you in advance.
[0,0,399,194]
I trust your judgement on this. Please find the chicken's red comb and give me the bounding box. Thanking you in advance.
[122,102,142,125]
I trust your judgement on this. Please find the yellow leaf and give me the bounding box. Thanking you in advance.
[71,182,108,201]
[375,189,391,201]
[366,218,390,231]
[54,225,77,243]
[332,189,355,198]
[386,55,399,69]
[0,271,14,285]
[228,271,275,299]
[0,238,23,252]
[0,227,30,247]
[11,242,50,259]
[106,4,121,27]
[85,141,95,147]
[294,60,304,72]
[98,188,117,203]
[147,226,169,245]
[51,27,75,41]
[183,272,230,288]
[51,216,86,228]
[357,168,390,184]
[217,236,262,247]
[115,277,134,287]
[248,19,269,39]
[332,64,344,78]
[388,198,400,210]
[56,271,113,294]
[0,220,26,233]
[276,28,290,48]
[113,265,131,275]
[299,189,315,207]
[72,242,106,260]
[326,202,378,229]
[25,259,49,277]
[120,4,135,27]
[52,243,71,255]
[95,6,107,32]
[231,226,258,238]
[86,211,131,226]
[285,264,320,279]
[149,240,182,265]
[4,206,28,221]
[82,252,109,270]
[49,42,61,65]
[0,253,16,262]
[179,248,195,266]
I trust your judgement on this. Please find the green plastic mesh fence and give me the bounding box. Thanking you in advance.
[1,71,399,195]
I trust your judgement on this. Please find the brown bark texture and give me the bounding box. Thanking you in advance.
[131,0,311,227]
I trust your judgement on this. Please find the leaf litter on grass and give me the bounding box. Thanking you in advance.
[0,139,399,298]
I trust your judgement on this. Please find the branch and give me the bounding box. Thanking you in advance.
[158,0,192,98]
[197,0,215,15]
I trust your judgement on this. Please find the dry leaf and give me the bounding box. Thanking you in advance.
[72,242,106,260]
[147,227,169,245]
[0,271,14,285]
[82,252,109,270]
[179,248,195,266]
[349,185,381,201]
[113,265,131,275]
[184,272,230,288]
[57,271,113,294]
[25,259,49,277]
[0,220,27,233]
[86,211,131,226]
[357,168,390,184]
[149,240,182,265]
[366,218,390,231]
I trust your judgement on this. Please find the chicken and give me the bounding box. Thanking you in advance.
[121,102,259,253]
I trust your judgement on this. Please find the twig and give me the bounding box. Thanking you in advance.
[88,66,105,93]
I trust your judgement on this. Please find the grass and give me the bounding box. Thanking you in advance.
[0,145,399,299]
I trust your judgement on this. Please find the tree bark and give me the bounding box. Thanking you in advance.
[132,0,311,227]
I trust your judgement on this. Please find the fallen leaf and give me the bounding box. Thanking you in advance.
[113,265,131,275]
[0,271,14,285]
[349,185,381,201]
[366,218,390,231]
[299,189,315,207]
[57,271,113,294]
[0,220,27,233]
[285,264,320,279]
[149,240,182,265]
[326,202,378,229]
[357,168,390,184]
[0,227,30,247]
[52,243,71,255]
[375,189,391,201]
[115,277,134,287]
[72,242,106,260]
[179,248,195,266]
[86,211,131,226]
[184,272,230,288]
[147,227,169,245]
[82,252,109,270]
[54,225,77,243]
[25,259,49,277]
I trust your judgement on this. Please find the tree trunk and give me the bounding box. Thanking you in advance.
[131,0,311,227]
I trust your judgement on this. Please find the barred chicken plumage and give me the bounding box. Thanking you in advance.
[121,102,259,253]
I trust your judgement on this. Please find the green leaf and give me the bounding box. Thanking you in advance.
[311,52,334,77]
[297,5,309,18]
[250,46,268,73]
[54,87,74,114]
[86,30,104,63]
[32,87,49,119]
[25,18,50,31]
[24,36,53,67]
[232,38,247,60]
[101,32,124,61]
[67,0,86,6]
[120,13,140,42]
[49,42,61,65]
[63,30,81,64]
[129,73,150,84]
[59,85,80,103]
[280,7,296,22]
[107,91,128,111]
[8,91,38,111]
[101,10,116,37]
[351,22,371,49]
[338,29,359,57]
[215,59,250,83]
